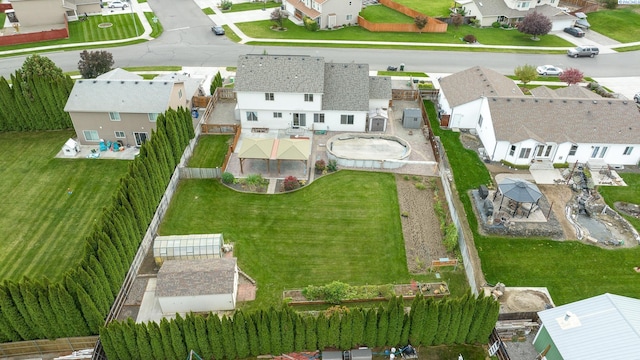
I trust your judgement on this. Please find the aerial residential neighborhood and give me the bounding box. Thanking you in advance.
[1,0,640,359]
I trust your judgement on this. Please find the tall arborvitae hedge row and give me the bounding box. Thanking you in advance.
[0,72,74,131]
[101,294,500,360]
[0,108,195,342]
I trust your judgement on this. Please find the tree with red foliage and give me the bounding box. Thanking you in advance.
[559,68,584,85]
[517,11,552,40]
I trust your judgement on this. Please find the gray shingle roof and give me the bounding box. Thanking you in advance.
[537,293,640,360]
[156,258,237,297]
[369,76,392,100]
[529,86,558,98]
[97,68,143,80]
[554,85,601,99]
[322,62,370,111]
[471,0,574,20]
[440,66,523,107]
[234,55,325,93]
[488,97,640,144]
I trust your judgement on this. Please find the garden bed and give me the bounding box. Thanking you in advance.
[283,283,449,305]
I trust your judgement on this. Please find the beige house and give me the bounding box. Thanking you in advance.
[455,0,576,31]
[282,0,362,28]
[64,68,203,146]
[8,0,101,28]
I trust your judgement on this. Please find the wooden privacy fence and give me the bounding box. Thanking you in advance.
[358,0,447,33]
[0,336,98,358]
[179,167,222,179]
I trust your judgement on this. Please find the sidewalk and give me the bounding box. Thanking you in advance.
[3,0,640,57]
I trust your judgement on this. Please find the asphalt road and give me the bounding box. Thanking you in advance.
[0,0,638,78]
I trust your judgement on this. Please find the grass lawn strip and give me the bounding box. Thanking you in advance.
[598,173,640,231]
[159,171,410,308]
[426,100,640,305]
[0,131,129,282]
[222,0,281,13]
[188,135,233,168]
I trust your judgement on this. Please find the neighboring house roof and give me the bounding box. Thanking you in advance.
[97,68,143,80]
[157,258,237,297]
[529,86,559,98]
[235,55,325,93]
[554,85,601,99]
[157,72,203,101]
[488,97,640,144]
[470,0,574,20]
[65,69,202,113]
[537,293,640,359]
[286,0,321,18]
[369,76,392,100]
[322,62,369,111]
[439,66,523,107]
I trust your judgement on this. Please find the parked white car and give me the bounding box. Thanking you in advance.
[109,1,128,9]
[536,65,563,76]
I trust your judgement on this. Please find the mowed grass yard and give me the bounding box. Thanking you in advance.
[188,135,233,168]
[360,5,414,23]
[426,101,640,305]
[588,6,640,43]
[236,20,573,47]
[159,171,411,308]
[0,131,129,282]
[393,0,452,17]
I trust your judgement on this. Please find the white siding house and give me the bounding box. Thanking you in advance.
[283,0,362,29]
[234,55,391,133]
[456,0,576,30]
[439,66,640,167]
[156,258,238,314]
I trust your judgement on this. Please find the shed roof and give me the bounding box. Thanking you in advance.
[156,258,237,297]
[537,293,640,359]
[234,55,325,93]
[488,97,640,144]
[322,62,370,111]
[439,66,523,107]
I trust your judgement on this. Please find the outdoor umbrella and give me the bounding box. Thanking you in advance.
[497,178,542,217]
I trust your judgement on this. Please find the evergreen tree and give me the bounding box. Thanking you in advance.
[97,247,122,296]
[387,296,403,346]
[207,314,225,360]
[316,314,329,350]
[246,311,260,356]
[327,312,340,348]
[19,280,50,338]
[456,293,474,344]
[339,312,353,350]
[409,294,426,345]
[147,321,165,360]
[65,275,103,333]
[233,310,250,358]
[76,267,109,314]
[221,315,237,359]
[465,295,486,343]
[400,313,411,346]
[135,322,153,360]
[422,298,438,346]
[363,308,377,347]
[294,313,306,352]
[269,307,282,355]
[475,296,500,344]
[160,318,178,360]
[170,315,188,358]
[46,284,74,337]
[281,308,294,353]
[256,310,271,355]
[99,326,119,360]
[122,319,141,360]
[109,322,133,360]
[183,313,201,356]
[89,255,116,300]
[304,316,317,351]
[351,308,365,347]
[376,305,388,347]
[445,297,462,345]
[7,280,40,339]
[34,282,60,339]
[195,315,213,359]
[0,283,31,340]
[433,300,452,345]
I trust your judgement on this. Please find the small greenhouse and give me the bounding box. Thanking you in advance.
[153,233,224,266]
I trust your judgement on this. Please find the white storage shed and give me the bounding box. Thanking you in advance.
[62,138,80,156]
[153,233,224,266]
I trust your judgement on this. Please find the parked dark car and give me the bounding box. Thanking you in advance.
[564,27,585,37]
[634,93,640,104]
[211,25,225,35]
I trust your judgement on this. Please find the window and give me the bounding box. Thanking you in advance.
[293,113,306,127]
[178,89,183,99]
[623,146,634,155]
[304,94,313,102]
[569,145,578,156]
[109,112,121,121]
[114,131,126,138]
[519,148,531,159]
[478,115,483,127]
[346,14,353,21]
[599,146,608,158]
[314,113,325,123]
[340,115,354,125]
[83,130,99,142]
[591,146,600,158]
[148,113,159,122]
[273,112,282,118]
[509,145,516,156]
[246,112,258,121]
[265,93,274,101]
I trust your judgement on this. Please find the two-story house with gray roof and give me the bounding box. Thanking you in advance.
[455,0,576,30]
[64,68,203,146]
[234,55,391,133]
[438,66,640,167]
[282,0,361,29]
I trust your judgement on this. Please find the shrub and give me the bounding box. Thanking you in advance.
[463,34,477,43]
[415,182,426,190]
[323,281,350,304]
[283,176,300,191]
[443,223,458,252]
[221,172,235,184]
[315,159,326,172]
[220,0,232,10]
[491,21,500,28]
[327,159,338,172]
[245,174,266,190]
[303,16,319,31]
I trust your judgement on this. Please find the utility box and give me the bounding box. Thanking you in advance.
[402,108,422,129]
[350,349,372,360]
[322,351,343,360]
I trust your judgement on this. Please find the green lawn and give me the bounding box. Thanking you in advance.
[426,100,640,305]
[236,20,573,47]
[393,0,452,17]
[378,71,428,77]
[188,135,233,168]
[222,0,281,12]
[0,131,129,282]
[598,173,640,231]
[360,4,414,23]
[588,7,640,43]
[159,171,457,308]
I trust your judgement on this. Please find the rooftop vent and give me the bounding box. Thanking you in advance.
[593,100,597,104]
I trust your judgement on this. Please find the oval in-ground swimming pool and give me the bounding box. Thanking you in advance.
[326,133,411,169]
